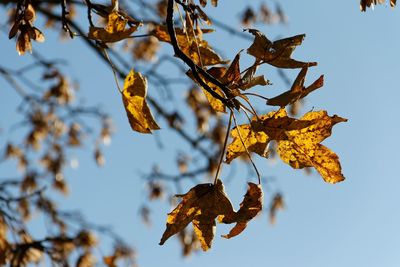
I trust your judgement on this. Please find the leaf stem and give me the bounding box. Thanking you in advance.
[231,109,261,184]
[214,111,233,185]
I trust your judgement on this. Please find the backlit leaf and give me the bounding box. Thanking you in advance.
[218,183,263,239]
[152,25,225,66]
[159,180,235,251]
[246,29,317,69]
[88,11,140,43]
[225,124,269,164]
[267,67,324,107]
[226,109,347,183]
[360,0,395,11]
[122,70,160,133]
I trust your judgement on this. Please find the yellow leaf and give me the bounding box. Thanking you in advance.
[88,11,139,43]
[277,110,347,183]
[159,180,235,251]
[278,143,344,184]
[225,124,269,164]
[225,109,347,183]
[219,183,263,239]
[122,70,160,133]
[247,29,317,69]
[152,25,225,66]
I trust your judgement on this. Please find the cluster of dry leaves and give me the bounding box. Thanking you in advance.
[1,0,397,265]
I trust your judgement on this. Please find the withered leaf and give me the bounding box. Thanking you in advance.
[239,64,270,90]
[246,29,317,69]
[152,25,225,66]
[88,11,140,43]
[267,66,324,107]
[360,0,395,11]
[225,124,269,164]
[277,111,347,183]
[218,183,263,239]
[122,70,160,133]
[226,109,347,183]
[159,180,235,251]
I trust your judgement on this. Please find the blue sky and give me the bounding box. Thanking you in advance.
[1,0,400,266]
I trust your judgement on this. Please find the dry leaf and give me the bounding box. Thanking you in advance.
[218,183,263,239]
[267,67,324,107]
[247,29,317,69]
[122,70,160,133]
[277,111,347,183]
[225,124,269,163]
[152,25,225,66]
[360,0,395,11]
[159,180,235,250]
[226,109,347,183]
[88,11,140,43]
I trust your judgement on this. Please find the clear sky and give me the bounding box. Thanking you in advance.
[1,0,400,266]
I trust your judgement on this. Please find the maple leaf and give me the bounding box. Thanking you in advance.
[122,70,160,133]
[152,25,225,66]
[225,124,269,164]
[267,66,324,107]
[218,182,263,239]
[159,180,235,251]
[88,11,140,43]
[226,109,347,183]
[246,29,317,69]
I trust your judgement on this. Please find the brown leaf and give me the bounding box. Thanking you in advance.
[360,0,394,11]
[218,183,263,239]
[226,109,347,183]
[122,70,160,133]
[159,180,235,251]
[152,25,225,66]
[247,29,317,69]
[88,11,140,43]
[267,67,324,107]
[277,111,347,183]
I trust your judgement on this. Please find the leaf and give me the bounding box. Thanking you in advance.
[277,111,347,183]
[218,183,263,239]
[239,64,270,90]
[187,68,227,113]
[360,0,395,11]
[122,70,160,133]
[267,67,324,107]
[88,11,140,43]
[152,25,225,66]
[226,109,347,183]
[225,124,269,164]
[159,180,235,251]
[246,29,317,69]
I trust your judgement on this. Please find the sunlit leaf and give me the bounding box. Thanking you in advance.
[122,70,160,133]
[218,183,263,239]
[246,29,317,69]
[267,67,324,107]
[159,180,235,251]
[226,109,347,183]
[225,124,269,163]
[152,25,225,66]
[88,11,140,43]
